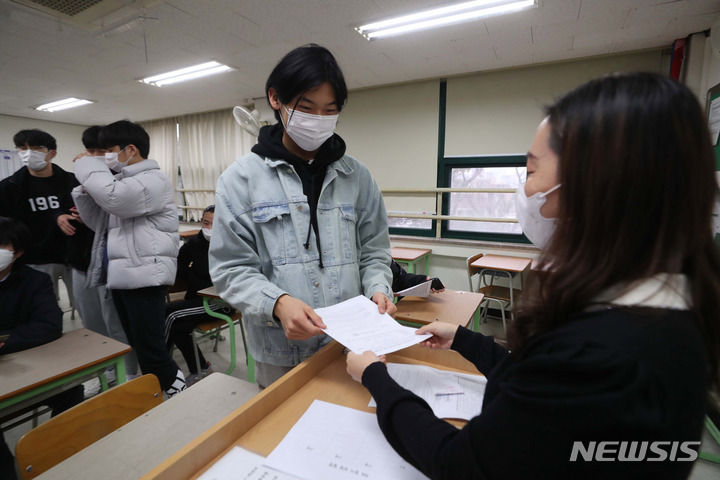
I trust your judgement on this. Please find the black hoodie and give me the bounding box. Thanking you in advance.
[252,123,347,268]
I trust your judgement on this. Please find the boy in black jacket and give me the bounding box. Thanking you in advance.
[0,217,83,479]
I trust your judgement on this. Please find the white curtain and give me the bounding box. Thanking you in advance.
[141,118,178,186]
[178,109,256,221]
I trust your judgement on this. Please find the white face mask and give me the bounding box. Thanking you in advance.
[283,106,338,152]
[105,148,133,171]
[514,183,561,249]
[201,228,212,241]
[0,249,15,271]
[19,150,49,171]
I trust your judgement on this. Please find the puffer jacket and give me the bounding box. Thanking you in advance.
[209,152,392,367]
[72,156,179,289]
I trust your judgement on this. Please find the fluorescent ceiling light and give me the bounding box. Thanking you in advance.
[35,98,94,112]
[140,61,235,87]
[356,0,536,40]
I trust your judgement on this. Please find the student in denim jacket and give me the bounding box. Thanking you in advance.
[210,45,395,388]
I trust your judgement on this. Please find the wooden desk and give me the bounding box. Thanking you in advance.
[144,341,479,479]
[394,289,485,331]
[197,286,253,383]
[37,373,259,480]
[0,329,130,419]
[179,229,200,239]
[470,254,531,273]
[391,246,432,274]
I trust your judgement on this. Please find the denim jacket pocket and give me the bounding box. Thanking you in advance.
[251,202,298,264]
[339,205,358,261]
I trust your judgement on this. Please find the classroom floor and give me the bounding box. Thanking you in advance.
[3,283,720,479]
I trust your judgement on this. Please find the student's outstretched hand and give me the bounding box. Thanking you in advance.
[372,292,397,316]
[346,351,386,383]
[273,294,326,340]
[416,322,459,350]
[57,214,76,236]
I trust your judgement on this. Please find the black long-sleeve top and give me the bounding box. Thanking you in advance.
[0,265,63,354]
[362,307,707,479]
[391,260,429,293]
[175,232,212,299]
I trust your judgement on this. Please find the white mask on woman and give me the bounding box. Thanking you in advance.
[283,106,338,152]
[19,150,48,171]
[0,249,15,271]
[514,183,561,249]
[201,228,212,241]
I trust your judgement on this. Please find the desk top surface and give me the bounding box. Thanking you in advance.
[38,373,259,480]
[394,289,484,326]
[180,229,200,238]
[470,254,532,272]
[145,342,479,479]
[0,328,130,403]
[391,246,432,261]
[197,285,220,299]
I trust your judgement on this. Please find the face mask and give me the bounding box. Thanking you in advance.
[283,106,338,152]
[201,228,212,241]
[105,148,133,171]
[0,249,15,271]
[514,183,561,249]
[19,150,49,171]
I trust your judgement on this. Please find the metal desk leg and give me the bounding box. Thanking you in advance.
[201,297,255,383]
[699,415,720,464]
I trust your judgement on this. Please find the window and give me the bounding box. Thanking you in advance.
[440,155,528,243]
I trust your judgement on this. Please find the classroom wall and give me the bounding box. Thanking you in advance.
[0,114,87,172]
[337,49,666,291]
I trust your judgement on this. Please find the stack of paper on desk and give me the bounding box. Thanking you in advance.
[368,363,486,421]
[317,295,431,355]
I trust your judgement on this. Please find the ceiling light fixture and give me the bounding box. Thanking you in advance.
[140,61,235,87]
[356,0,536,40]
[35,98,95,112]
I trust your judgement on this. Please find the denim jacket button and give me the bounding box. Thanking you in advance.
[296,205,302,211]
[266,321,274,326]
[314,282,320,287]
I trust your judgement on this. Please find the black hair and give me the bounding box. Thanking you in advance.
[13,129,57,150]
[81,126,103,150]
[203,205,215,214]
[265,44,348,123]
[99,120,150,159]
[511,72,720,395]
[0,216,32,253]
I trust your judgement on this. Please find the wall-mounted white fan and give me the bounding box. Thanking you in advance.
[233,106,262,137]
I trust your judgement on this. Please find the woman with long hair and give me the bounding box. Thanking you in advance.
[347,72,719,479]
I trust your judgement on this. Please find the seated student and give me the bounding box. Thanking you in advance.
[391,259,444,297]
[347,73,719,479]
[165,205,232,385]
[0,216,83,480]
[72,120,184,397]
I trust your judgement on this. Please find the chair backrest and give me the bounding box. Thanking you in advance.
[466,253,484,291]
[15,374,163,479]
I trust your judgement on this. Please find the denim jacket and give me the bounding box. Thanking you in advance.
[209,153,392,366]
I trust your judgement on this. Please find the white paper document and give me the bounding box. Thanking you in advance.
[265,400,428,480]
[368,363,486,421]
[318,295,431,355]
[197,446,302,480]
[709,96,720,146]
[394,279,432,297]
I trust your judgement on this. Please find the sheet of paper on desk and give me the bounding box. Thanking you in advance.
[197,446,302,480]
[368,363,486,421]
[265,400,428,480]
[394,279,432,297]
[317,295,431,355]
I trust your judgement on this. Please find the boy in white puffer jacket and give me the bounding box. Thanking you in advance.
[72,120,185,396]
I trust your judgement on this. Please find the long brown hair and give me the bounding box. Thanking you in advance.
[509,72,720,393]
